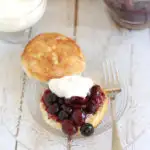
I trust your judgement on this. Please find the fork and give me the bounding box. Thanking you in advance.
[103,60,123,150]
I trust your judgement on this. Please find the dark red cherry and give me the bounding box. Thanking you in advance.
[90,95,102,104]
[91,85,101,97]
[71,104,86,109]
[43,93,51,107]
[70,96,88,104]
[44,89,51,95]
[47,103,59,115]
[100,91,105,99]
[58,110,69,121]
[85,102,99,114]
[72,109,86,126]
[62,120,77,136]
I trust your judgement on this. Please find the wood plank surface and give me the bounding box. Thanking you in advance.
[0,42,24,150]
[17,1,76,150]
[1,1,150,150]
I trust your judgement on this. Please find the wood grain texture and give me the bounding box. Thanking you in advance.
[17,1,76,150]
[72,0,150,150]
[32,0,75,38]
[0,42,24,150]
[76,0,131,85]
[1,1,150,150]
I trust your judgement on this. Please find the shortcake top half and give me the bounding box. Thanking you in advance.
[21,33,85,82]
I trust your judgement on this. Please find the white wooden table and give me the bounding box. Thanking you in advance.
[1,0,150,150]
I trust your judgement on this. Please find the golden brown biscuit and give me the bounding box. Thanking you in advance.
[21,33,85,82]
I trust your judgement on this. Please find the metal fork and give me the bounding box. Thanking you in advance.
[103,60,123,150]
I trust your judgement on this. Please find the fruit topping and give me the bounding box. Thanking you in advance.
[90,95,102,105]
[70,96,88,104]
[44,92,58,107]
[42,84,105,137]
[85,102,99,114]
[65,96,88,105]
[61,105,73,115]
[80,123,94,136]
[49,93,58,103]
[91,85,101,97]
[43,91,51,107]
[47,103,59,115]
[62,120,77,136]
[72,109,86,126]
[58,110,69,121]
[44,89,51,95]
[58,98,64,105]
[64,99,70,105]
[71,104,86,109]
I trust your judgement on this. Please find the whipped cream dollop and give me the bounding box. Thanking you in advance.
[48,75,94,98]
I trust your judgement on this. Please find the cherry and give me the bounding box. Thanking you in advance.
[91,85,101,97]
[70,96,88,104]
[61,105,73,115]
[71,104,86,109]
[85,102,99,114]
[58,110,69,121]
[47,103,59,115]
[72,109,86,126]
[100,91,105,100]
[44,89,51,95]
[80,123,94,136]
[62,120,77,136]
[90,95,102,105]
[65,97,88,105]
[43,92,52,107]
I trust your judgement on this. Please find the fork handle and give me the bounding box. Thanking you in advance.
[110,101,123,150]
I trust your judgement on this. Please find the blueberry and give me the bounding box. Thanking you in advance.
[50,93,58,103]
[58,110,69,121]
[80,123,94,136]
[61,105,73,114]
[44,92,58,106]
[58,98,64,105]
[43,92,52,106]
[47,103,59,115]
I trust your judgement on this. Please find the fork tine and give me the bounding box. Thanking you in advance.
[106,59,113,88]
[109,60,120,87]
[114,64,120,85]
[108,60,115,88]
[109,61,116,83]
[103,60,112,88]
[102,61,108,87]
[103,59,121,89]
[109,60,118,86]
